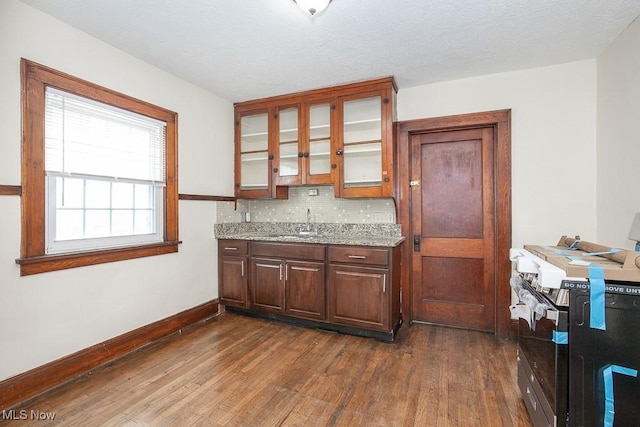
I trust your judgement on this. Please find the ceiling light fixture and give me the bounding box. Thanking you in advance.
[293,0,332,16]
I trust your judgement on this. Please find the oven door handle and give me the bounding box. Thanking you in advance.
[526,385,537,411]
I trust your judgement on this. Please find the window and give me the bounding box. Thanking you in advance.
[18,59,179,275]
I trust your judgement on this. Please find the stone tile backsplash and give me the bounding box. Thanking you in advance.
[216,186,396,224]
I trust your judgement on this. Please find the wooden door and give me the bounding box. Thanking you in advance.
[250,258,284,313]
[284,260,326,320]
[327,264,389,331]
[411,127,496,331]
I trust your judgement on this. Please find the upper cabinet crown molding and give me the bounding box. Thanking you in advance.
[234,77,397,199]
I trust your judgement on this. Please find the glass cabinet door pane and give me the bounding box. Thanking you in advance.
[343,96,381,144]
[240,113,268,152]
[279,142,299,176]
[342,96,383,187]
[240,152,268,190]
[309,103,331,176]
[279,107,298,177]
[343,142,382,187]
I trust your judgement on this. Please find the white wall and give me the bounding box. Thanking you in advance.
[0,0,234,381]
[397,61,598,249]
[596,17,640,249]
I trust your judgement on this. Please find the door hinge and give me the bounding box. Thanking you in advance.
[410,180,420,187]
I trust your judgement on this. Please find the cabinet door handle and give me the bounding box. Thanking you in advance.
[336,149,343,156]
[285,264,288,281]
[303,152,309,158]
[279,263,283,281]
[241,261,245,277]
[382,273,386,293]
[224,247,238,251]
[348,255,367,259]
[298,152,304,158]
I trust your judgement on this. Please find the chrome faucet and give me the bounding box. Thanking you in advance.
[299,208,317,235]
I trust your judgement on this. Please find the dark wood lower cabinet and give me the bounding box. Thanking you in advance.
[328,264,389,331]
[218,240,249,308]
[250,258,285,313]
[285,260,326,320]
[218,239,402,341]
[327,245,401,334]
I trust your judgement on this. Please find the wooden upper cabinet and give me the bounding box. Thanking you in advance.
[234,77,397,199]
[303,98,335,186]
[335,86,395,198]
[235,107,273,199]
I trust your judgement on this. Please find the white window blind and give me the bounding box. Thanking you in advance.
[45,87,166,183]
[43,87,167,253]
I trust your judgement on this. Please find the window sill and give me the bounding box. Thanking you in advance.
[15,241,181,276]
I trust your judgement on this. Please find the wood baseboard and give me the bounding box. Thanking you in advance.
[0,299,219,410]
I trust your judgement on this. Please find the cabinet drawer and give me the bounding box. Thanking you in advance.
[218,239,249,255]
[328,246,389,266]
[518,354,552,427]
[251,241,325,261]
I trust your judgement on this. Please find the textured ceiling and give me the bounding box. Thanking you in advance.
[20,0,640,103]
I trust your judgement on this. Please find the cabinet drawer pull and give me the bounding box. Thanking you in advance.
[348,255,367,259]
[291,266,319,272]
[224,247,238,251]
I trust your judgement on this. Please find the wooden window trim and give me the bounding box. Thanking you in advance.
[17,59,179,276]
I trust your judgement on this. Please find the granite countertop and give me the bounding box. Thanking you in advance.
[214,222,405,248]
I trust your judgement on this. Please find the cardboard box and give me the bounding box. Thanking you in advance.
[524,241,640,283]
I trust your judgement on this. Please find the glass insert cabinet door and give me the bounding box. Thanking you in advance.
[308,102,332,180]
[341,95,383,188]
[277,107,299,178]
[239,112,269,192]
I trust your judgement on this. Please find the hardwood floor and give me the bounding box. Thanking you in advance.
[6,313,533,426]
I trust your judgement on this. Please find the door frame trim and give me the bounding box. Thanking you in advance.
[396,109,512,338]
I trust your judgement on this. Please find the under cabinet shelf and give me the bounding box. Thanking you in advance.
[241,156,269,163]
[344,147,382,155]
[344,118,381,127]
[310,123,330,130]
[344,179,383,187]
[242,131,268,139]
